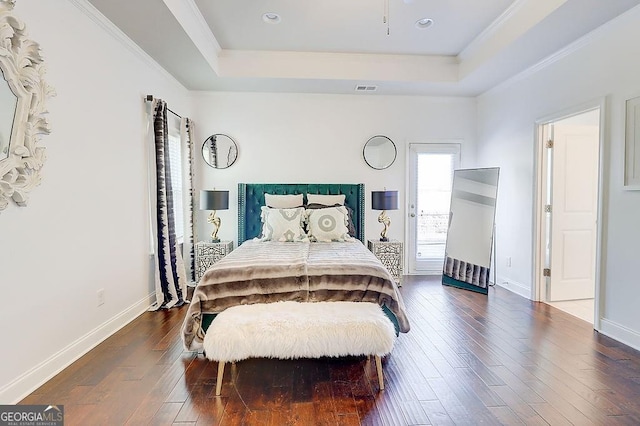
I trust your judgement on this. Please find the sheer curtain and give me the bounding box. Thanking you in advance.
[148,98,194,310]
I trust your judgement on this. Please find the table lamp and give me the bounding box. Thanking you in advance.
[371,190,398,241]
[200,190,229,242]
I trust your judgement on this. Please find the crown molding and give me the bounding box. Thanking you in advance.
[66,0,186,90]
[458,0,527,61]
[163,0,221,74]
[183,0,221,53]
[458,0,568,80]
[482,4,640,98]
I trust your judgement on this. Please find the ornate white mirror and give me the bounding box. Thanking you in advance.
[202,134,238,169]
[0,80,17,161]
[363,135,397,170]
[0,0,55,211]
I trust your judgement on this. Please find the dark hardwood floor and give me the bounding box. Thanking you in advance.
[22,276,640,425]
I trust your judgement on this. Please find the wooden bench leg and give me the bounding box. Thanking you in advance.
[375,355,384,390]
[216,361,225,396]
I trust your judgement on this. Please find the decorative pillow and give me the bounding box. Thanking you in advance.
[260,207,308,242]
[305,206,350,242]
[343,204,357,237]
[306,193,345,206]
[306,203,357,237]
[264,193,303,208]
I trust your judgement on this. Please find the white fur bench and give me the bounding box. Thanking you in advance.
[202,301,397,396]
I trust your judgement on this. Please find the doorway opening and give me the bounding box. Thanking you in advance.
[407,143,461,274]
[534,105,603,327]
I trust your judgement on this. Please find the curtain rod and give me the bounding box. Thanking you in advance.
[144,94,182,119]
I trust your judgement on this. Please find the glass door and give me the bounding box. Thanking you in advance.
[408,143,460,274]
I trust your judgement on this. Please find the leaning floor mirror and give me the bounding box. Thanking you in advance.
[442,167,499,295]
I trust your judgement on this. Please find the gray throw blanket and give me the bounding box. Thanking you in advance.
[182,240,410,351]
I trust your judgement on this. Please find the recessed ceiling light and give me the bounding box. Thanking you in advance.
[415,18,433,29]
[262,12,281,24]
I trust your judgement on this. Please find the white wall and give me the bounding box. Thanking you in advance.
[0,0,189,403]
[477,6,640,349]
[189,92,477,247]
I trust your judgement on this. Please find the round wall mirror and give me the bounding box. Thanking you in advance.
[363,135,397,170]
[202,134,238,169]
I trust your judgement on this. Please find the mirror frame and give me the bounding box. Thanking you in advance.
[0,0,55,211]
[202,134,238,169]
[363,135,397,170]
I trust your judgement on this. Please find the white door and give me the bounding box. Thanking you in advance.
[407,143,460,274]
[548,119,599,301]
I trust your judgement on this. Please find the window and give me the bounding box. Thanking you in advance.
[416,152,455,256]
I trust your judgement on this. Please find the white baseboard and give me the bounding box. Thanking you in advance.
[0,293,155,404]
[494,276,531,299]
[599,318,640,352]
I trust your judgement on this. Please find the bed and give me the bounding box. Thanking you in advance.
[181,183,410,352]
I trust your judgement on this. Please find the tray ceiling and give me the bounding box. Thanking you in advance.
[86,0,640,96]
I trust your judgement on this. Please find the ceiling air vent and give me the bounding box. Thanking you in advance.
[355,85,377,92]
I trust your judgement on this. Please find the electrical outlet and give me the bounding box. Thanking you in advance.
[506,257,512,267]
[97,289,105,306]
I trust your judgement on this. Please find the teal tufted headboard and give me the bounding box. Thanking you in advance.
[238,183,365,244]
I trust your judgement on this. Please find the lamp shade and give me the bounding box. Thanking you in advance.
[200,190,229,210]
[371,190,398,210]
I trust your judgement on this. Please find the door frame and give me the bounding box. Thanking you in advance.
[532,98,606,330]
